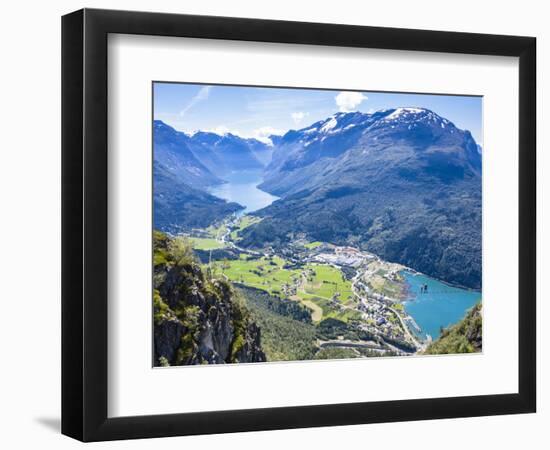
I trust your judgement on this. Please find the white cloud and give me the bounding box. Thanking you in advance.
[180,86,211,116]
[200,125,283,145]
[195,124,233,136]
[335,91,367,112]
[251,126,284,145]
[212,125,230,135]
[291,111,308,125]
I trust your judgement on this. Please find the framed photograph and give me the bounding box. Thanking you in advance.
[62,8,536,442]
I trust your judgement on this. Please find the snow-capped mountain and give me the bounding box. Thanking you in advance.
[186,131,271,176]
[154,120,277,180]
[243,108,482,289]
[153,120,222,189]
[263,107,481,195]
[153,120,276,232]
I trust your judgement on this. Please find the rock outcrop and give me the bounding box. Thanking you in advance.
[424,303,482,355]
[153,231,266,366]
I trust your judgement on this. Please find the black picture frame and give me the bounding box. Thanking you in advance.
[62,8,536,442]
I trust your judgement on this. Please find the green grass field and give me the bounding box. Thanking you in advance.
[230,215,263,241]
[221,255,301,295]
[304,241,323,249]
[302,264,353,302]
[204,222,225,238]
[299,293,360,323]
[219,255,358,323]
[190,237,226,250]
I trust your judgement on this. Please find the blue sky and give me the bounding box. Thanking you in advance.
[153,82,483,145]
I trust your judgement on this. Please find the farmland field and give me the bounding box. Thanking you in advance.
[190,237,226,250]
[218,255,358,323]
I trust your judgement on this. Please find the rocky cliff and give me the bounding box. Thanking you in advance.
[153,231,265,366]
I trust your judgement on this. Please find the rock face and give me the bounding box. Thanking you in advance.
[232,322,266,363]
[153,231,266,366]
[154,314,185,364]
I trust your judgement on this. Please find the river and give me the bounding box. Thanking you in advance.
[208,169,279,214]
[402,271,481,341]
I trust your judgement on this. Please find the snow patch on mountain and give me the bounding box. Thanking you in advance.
[303,127,318,134]
[320,117,338,133]
[384,107,425,120]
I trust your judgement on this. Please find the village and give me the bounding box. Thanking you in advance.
[188,213,426,356]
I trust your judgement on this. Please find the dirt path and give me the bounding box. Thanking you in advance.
[301,300,323,322]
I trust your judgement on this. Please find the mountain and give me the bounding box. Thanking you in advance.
[153,231,265,366]
[268,134,284,148]
[424,303,482,354]
[245,137,276,166]
[154,161,242,233]
[153,120,222,188]
[261,108,481,195]
[186,132,271,176]
[154,120,277,179]
[240,108,482,289]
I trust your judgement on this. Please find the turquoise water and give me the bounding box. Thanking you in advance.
[402,271,481,340]
[208,169,279,214]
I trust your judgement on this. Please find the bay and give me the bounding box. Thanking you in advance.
[402,271,481,340]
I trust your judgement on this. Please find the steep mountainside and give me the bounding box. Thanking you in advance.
[154,120,277,178]
[242,108,482,288]
[246,137,276,166]
[236,286,318,361]
[153,231,265,366]
[154,161,242,233]
[187,131,268,175]
[153,120,221,188]
[424,303,482,354]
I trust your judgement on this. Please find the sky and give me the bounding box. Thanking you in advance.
[153,82,483,146]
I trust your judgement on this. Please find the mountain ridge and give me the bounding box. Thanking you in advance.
[153,160,243,233]
[240,108,482,289]
[154,120,278,179]
[153,120,222,189]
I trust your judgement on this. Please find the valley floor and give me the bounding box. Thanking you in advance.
[183,212,450,360]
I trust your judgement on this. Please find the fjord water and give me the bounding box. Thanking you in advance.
[208,169,279,213]
[402,271,481,340]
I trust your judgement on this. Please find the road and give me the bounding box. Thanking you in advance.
[386,305,423,350]
[351,270,423,352]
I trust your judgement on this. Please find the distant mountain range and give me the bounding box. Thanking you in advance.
[240,108,482,289]
[187,131,274,174]
[154,120,274,183]
[153,120,222,189]
[153,160,242,233]
[153,121,275,232]
[153,108,482,289]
